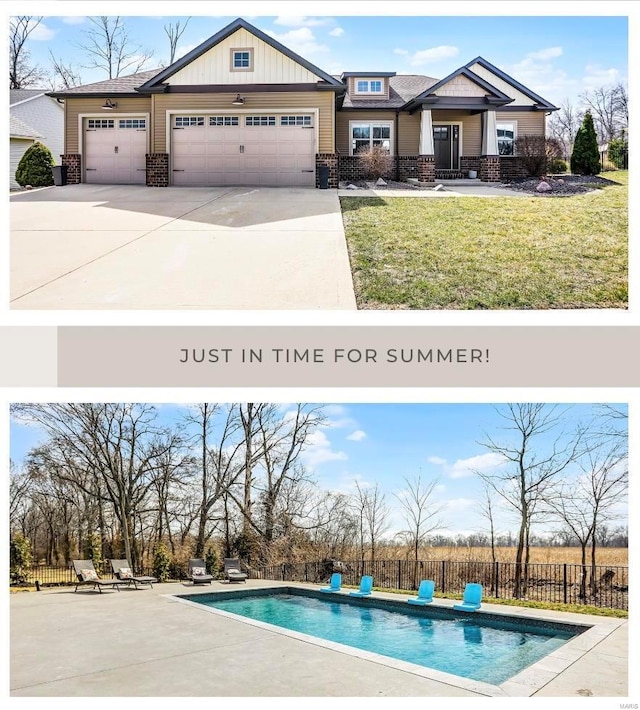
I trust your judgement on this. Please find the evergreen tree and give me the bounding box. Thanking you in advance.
[570,111,601,175]
[15,141,55,187]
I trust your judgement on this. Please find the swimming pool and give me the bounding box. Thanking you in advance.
[179,587,588,686]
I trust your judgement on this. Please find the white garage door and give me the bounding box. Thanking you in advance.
[84,117,147,184]
[171,113,316,187]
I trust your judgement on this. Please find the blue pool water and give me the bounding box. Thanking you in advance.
[191,591,580,685]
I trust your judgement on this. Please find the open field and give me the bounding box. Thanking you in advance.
[341,171,628,309]
[411,546,629,566]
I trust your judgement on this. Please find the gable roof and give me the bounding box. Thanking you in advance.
[47,69,161,98]
[10,114,43,139]
[10,89,48,106]
[464,57,558,110]
[137,18,344,92]
[342,74,438,109]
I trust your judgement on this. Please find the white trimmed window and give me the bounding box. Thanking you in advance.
[209,116,239,126]
[175,116,204,127]
[350,122,392,154]
[355,79,383,94]
[497,122,516,155]
[87,119,114,129]
[280,115,312,126]
[231,49,253,71]
[246,116,276,127]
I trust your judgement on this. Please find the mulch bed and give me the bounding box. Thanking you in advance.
[501,174,621,196]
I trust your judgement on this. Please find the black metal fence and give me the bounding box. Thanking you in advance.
[248,559,628,611]
[600,148,628,171]
[12,558,628,610]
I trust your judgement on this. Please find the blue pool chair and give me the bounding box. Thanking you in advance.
[407,579,435,605]
[453,583,483,612]
[349,575,373,597]
[319,572,342,593]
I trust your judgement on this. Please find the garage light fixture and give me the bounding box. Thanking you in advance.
[102,98,118,110]
[232,94,245,105]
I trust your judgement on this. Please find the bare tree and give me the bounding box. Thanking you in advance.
[9,16,46,88]
[75,17,154,79]
[548,99,581,161]
[9,461,33,531]
[475,404,584,598]
[394,473,442,563]
[164,18,191,64]
[478,484,497,564]
[48,51,83,89]
[581,84,628,143]
[354,481,390,564]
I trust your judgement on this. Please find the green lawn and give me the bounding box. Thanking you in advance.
[340,171,628,309]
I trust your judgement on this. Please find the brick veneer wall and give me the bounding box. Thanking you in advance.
[417,155,436,183]
[460,156,482,174]
[316,153,338,188]
[61,154,81,184]
[480,156,501,182]
[146,153,169,187]
[499,157,529,180]
[397,156,419,181]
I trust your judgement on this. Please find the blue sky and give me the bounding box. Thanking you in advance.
[24,15,628,108]
[10,403,628,538]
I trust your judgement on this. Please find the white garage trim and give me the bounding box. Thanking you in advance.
[78,112,150,183]
[166,108,319,186]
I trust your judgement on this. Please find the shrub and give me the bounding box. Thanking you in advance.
[547,158,568,174]
[83,532,103,568]
[153,542,171,582]
[205,545,220,578]
[571,111,601,175]
[607,137,628,169]
[357,144,394,180]
[514,135,563,176]
[10,534,33,585]
[15,141,55,187]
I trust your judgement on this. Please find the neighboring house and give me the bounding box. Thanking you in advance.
[10,89,65,171]
[48,17,558,188]
[9,115,44,190]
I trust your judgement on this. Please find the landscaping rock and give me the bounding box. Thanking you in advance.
[345,184,360,190]
[376,177,387,186]
[536,181,552,192]
[433,184,444,191]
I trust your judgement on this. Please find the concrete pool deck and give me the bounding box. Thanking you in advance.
[10,579,627,697]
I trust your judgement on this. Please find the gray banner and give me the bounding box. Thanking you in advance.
[57,326,639,387]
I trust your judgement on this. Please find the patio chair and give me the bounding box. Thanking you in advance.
[319,572,342,593]
[224,558,248,583]
[407,579,435,606]
[72,559,129,593]
[189,558,213,585]
[453,583,483,612]
[110,559,157,589]
[349,575,373,597]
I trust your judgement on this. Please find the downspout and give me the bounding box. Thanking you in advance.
[395,110,400,181]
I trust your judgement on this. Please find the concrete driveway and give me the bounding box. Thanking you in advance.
[10,185,356,309]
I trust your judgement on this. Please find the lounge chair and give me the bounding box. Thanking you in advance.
[189,558,213,585]
[224,558,248,583]
[110,559,157,589]
[407,579,435,606]
[319,572,342,593]
[349,575,373,597]
[453,583,483,612]
[72,559,129,593]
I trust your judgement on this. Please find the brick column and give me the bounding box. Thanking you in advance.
[146,153,169,187]
[417,154,435,183]
[61,154,81,184]
[315,153,338,188]
[480,156,501,182]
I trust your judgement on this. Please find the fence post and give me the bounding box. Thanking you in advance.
[563,563,568,604]
[494,560,499,598]
[282,564,286,582]
[441,560,446,594]
[305,562,308,583]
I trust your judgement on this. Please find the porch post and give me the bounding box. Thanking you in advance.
[480,109,500,182]
[419,109,434,155]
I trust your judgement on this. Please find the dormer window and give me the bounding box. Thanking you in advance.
[231,48,253,72]
[356,80,383,94]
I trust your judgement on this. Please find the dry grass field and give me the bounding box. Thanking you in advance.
[412,546,628,566]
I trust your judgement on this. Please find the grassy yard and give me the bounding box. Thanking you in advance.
[341,171,628,309]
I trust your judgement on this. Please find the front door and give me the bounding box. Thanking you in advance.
[433,125,460,170]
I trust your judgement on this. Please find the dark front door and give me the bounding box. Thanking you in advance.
[433,125,460,169]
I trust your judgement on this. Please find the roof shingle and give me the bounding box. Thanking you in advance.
[10,88,47,105]
[341,75,439,109]
[47,69,161,96]
[10,114,43,139]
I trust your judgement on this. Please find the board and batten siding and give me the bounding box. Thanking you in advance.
[153,91,335,153]
[167,28,321,85]
[10,138,33,189]
[64,97,152,153]
[497,111,545,137]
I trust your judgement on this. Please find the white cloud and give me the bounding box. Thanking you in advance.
[175,39,206,60]
[266,27,329,55]
[504,47,575,103]
[28,22,56,41]
[394,48,409,56]
[449,452,506,479]
[428,455,447,465]
[274,17,328,28]
[407,45,459,66]
[62,17,86,25]
[346,430,367,442]
[528,46,563,61]
[329,27,344,37]
[301,430,348,467]
[582,64,621,89]
[444,497,476,512]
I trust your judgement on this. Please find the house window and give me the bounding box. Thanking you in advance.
[118,119,146,129]
[231,48,253,72]
[87,119,114,129]
[280,115,312,126]
[497,122,516,155]
[355,80,383,94]
[209,116,239,126]
[245,116,276,127]
[350,122,392,154]
[175,116,204,127]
